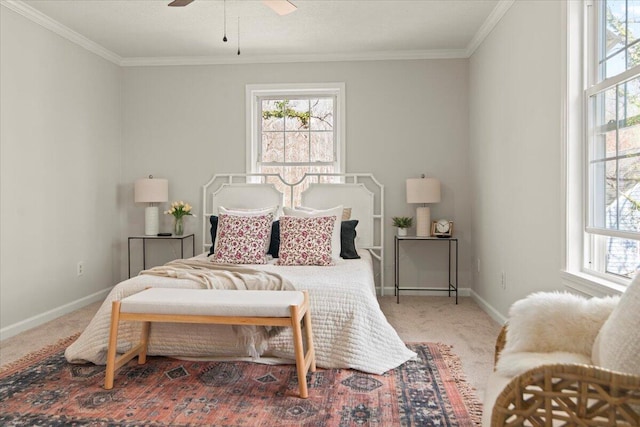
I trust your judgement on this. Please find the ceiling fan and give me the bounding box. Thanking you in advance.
[168,0,297,16]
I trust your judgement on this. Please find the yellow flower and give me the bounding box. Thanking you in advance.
[165,200,194,219]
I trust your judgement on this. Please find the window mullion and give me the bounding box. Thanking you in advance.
[587,64,640,95]
[615,85,620,231]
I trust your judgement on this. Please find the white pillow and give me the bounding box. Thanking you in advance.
[218,205,279,217]
[283,205,343,260]
[215,205,278,253]
[592,274,640,375]
[296,206,351,220]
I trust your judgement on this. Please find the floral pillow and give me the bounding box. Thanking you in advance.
[212,213,274,264]
[277,216,335,266]
[282,205,343,260]
[215,205,278,253]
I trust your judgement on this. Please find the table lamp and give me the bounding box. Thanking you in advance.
[406,175,441,237]
[135,175,169,236]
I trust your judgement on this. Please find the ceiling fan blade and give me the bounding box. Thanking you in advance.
[168,0,194,6]
[263,0,297,16]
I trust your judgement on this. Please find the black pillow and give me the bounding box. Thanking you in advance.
[267,219,360,260]
[267,220,280,258]
[208,215,219,255]
[340,220,360,259]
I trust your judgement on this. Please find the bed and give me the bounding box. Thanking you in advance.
[65,173,416,374]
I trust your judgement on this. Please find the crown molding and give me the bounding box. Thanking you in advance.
[1,0,122,65]
[3,0,513,67]
[465,0,515,57]
[120,49,468,67]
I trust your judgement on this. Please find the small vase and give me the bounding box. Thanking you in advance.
[174,217,184,236]
[397,228,407,237]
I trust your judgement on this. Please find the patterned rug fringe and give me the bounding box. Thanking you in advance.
[434,342,484,426]
[0,333,80,375]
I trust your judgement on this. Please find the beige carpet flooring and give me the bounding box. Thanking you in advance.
[0,295,501,400]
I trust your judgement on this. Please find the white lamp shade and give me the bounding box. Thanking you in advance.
[406,178,441,204]
[135,178,168,203]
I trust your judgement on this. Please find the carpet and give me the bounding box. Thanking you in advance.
[0,336,482,426]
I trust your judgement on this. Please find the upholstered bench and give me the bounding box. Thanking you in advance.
[104,288,316,398]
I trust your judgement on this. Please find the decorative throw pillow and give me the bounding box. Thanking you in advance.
[212,213,273,264]
[340,220,360,259]
[277,216,335,266]
[218,205,279,216]
[208,215,219,256]
[215,205,278,253]
[592,274,640,375]
[296,205,351,220]
[283,205,343,260]
[341,207,352,220]
[210,215,280,257]
[267,219,359,259]
[267,220,280,258]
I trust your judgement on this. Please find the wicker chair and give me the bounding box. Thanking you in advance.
[490,324,640,426]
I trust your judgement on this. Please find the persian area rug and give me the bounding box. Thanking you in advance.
[0,336,482,426]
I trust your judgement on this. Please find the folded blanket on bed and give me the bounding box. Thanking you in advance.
[140,259,294,292]
[139,260,295,358]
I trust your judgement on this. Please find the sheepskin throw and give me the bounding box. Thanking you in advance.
[503,291,619,357]
[592,275,640,375]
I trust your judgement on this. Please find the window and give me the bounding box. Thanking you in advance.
[246,83,345,207]
[567,0,640,290]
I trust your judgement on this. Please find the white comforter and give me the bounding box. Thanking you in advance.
[65,251,416,374]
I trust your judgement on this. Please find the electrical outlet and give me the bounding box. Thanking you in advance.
[77,261,84,277]
[477,258,481,273]
[501,271,506,290]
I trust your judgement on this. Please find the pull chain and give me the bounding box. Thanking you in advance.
[237,16,241,55]
[222,0,227,42]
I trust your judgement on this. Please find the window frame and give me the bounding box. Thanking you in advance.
[562,0,640,295]
[245,83,346,175]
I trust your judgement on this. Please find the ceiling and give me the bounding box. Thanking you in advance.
[7,0,511,65]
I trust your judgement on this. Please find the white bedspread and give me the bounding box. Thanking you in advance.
[65,251,416,374]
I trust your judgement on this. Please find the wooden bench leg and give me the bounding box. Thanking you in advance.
[303,291,316,373]
[104,301,121,390]
[290,303,309,398]
[138,321,151,364]
[105,302,150,389]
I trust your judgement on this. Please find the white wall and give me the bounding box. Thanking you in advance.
[2,0,563,334]
[0,7,122,336]
[121,60,472,291]
[469,0,563,320]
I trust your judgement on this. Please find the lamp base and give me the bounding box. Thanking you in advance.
[416,207,431,237]
[144,206,159,236]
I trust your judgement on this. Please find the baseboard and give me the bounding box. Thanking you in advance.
[379,286,472,298]
[0,287,112,341]
[469,290,507,325]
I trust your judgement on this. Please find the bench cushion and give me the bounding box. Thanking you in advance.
[120,288,304,318]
